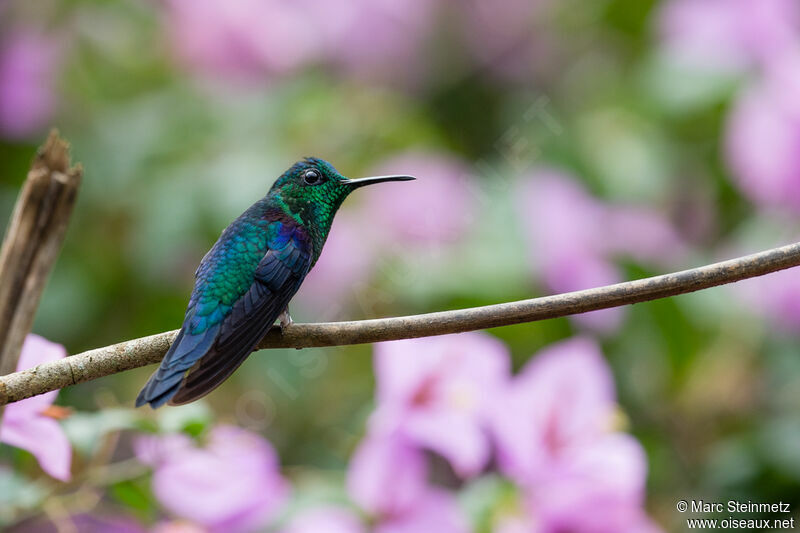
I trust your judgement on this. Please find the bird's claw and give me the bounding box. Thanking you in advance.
[278,308,293,333]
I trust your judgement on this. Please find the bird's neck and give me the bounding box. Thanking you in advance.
[267,193,341,265]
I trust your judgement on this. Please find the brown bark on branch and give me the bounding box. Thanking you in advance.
[1,240,799,407]
[0,131,81,404]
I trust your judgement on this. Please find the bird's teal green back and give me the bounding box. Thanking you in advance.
[198,218,272,305]
[190,214,271,334]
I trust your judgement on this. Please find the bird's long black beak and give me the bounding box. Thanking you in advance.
[346,175,415,189]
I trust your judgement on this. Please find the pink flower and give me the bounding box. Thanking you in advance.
[375,489,468,533]
[294,211,377,318]
[0,30,60,139]
[370,332,510,477]
[517,169,684,332]
[153,521,207,533]
[490,435,659,533]
[346,435,468,533]
[347,435,428,517]
[308,0,439,85]
[657,0,800,73]
[459,0,551,81]
[725,54,800,212]
[527,434,652,533]
[135,426,288,532]
[133,432,193,466]
[280,507,365,533]
[604,207,687,266]
[490,337,615,482]
[162,0,321,82]
[0,334,71,481]
[362,152,475,247]
[163,0,440,86]
[489,337,658,532]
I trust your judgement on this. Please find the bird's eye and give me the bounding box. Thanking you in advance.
[303,169,322,185]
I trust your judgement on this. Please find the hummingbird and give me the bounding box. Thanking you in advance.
[136,158,414,408]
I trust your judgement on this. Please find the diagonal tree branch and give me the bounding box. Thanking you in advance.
[1,240,799,407]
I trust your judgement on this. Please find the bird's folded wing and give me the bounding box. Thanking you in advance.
[169,229,312,405]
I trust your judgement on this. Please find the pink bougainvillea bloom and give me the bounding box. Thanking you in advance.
[308,0,438,85]
[489,337,659,532]
[460,0,551,81]
[346,435,468,533]
[726,54,800,212]
[370,332,509,477]
[490,337,616,482]
[294,211,377,317]
[375,489,469,533]
[163,0,321,81]
[132,432,193,466]
[518,172,617,292]
[604,207,686,267]
[528,434,653,533]
[135,426,288,532]
[153,521,207,533]
[280,507,365,533]
[363,152,475,246]
[518,169,684,332]
[347,435,428,517]
[657,0,800,72]
[0,334,71,481]
[0,31,60,139]
[490,435,658,533]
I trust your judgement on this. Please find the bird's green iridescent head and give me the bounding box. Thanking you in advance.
[269,157,414,256]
